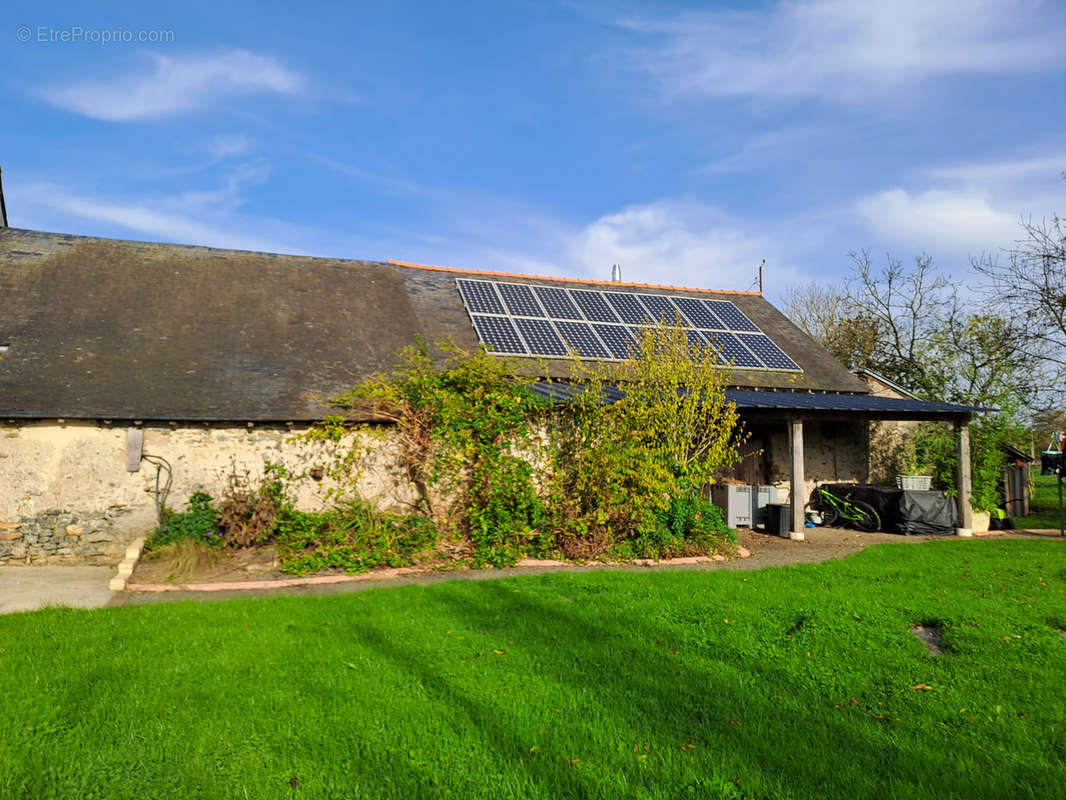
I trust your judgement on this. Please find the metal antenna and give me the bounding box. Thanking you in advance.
[0,166,8,228]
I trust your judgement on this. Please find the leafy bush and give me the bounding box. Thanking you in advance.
[147,491,224,550]
[333,340,549,567]
[909,407,1027,512]
[286,323,743,568]
[620,495,734,560]
[276,501,436,575]
[546,322,744,558]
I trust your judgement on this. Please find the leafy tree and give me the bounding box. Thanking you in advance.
[1032,408,1066,452]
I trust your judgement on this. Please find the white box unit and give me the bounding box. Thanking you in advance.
[711,484,753,528]
[752,485,779,525]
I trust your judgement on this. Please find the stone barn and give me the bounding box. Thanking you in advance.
[0,227,980,564]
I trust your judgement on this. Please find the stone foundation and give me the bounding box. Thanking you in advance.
[0,507,139,565]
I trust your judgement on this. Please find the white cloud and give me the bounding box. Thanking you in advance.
[565,200,805,291]
[40,50,304,121]
[856,150,1066,254]
[622,0,1066,102]
[856,188,1020,251]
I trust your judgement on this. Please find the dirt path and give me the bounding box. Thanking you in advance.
[110,527,1004,607]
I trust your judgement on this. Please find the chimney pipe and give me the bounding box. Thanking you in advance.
[611,263,621,282]
[0,166,7,228]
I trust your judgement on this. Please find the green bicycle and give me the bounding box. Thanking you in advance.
[805,486,882,532]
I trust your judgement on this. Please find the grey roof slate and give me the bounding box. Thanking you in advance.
[1,227,869,420]
[530,382,979,421]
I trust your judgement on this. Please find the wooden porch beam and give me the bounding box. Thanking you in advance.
[789,417,805,540]
[955,421,973,536]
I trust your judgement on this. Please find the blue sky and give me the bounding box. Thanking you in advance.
[3,0,1065,302]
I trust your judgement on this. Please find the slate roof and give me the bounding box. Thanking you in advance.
[529,382,979,421]
[0,227,869,421]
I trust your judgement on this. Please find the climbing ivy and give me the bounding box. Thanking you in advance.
[336,340,548,566]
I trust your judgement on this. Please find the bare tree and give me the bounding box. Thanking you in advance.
[782,281,883,369]
[973,215,1066,383]
[784,251,1047,407]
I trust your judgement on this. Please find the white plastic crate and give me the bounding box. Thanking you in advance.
[751,485,778,524]
[896,475,931,491]
[711,484,753,527]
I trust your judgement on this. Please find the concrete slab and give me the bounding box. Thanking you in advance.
[0,566,115,614]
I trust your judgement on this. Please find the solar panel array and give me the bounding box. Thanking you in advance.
[456,279,801,371]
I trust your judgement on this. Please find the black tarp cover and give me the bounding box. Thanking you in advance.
[820,485,957,535]
[896,490,957,535]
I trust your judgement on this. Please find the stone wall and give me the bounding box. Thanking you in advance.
[856,372,922,485]
[0,421,412,565]
[727,420,869,502]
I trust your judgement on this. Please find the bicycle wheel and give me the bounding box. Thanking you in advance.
[850,499,881,532]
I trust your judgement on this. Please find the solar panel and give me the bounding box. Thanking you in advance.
[457,279,504,314]
[706,300,759,332]
[591,324,636,359]
[570,290,619,323]
[683,329,707,351]
[470,315,527,354]
[672,297,721,329]
[736,333,800,370]
[639,294,683,325]
[514,318,567,356]
[534,286,583,320]
[603,292,651,324]
[555,321,609,358]
[703,331,762,368]
[497,283,545,317]
[455,279,801,371]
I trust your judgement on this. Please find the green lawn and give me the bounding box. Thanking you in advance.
[2,540,1066,799]
[1015,472,1065,531]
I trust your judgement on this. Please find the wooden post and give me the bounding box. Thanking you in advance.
[126,428,144,472]
[955,420,973,536]
[789,418,805,540]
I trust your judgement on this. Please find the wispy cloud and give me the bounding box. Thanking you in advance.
[621,0,1066,103]
[40,50,304,121]
[305,154,440,199]
[701,126,820,174]
[13,161,289,252]
[924,153,1066,184]
[203,134,257,162]
[17,181,291,252]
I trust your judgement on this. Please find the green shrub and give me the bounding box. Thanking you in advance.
[547,322,744,559]
[624,495,734,559]
[276,501,436,575]
[330,340,548,566]
[147,492,224,550]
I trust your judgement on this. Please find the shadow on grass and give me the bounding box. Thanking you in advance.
[337,573,984,799]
